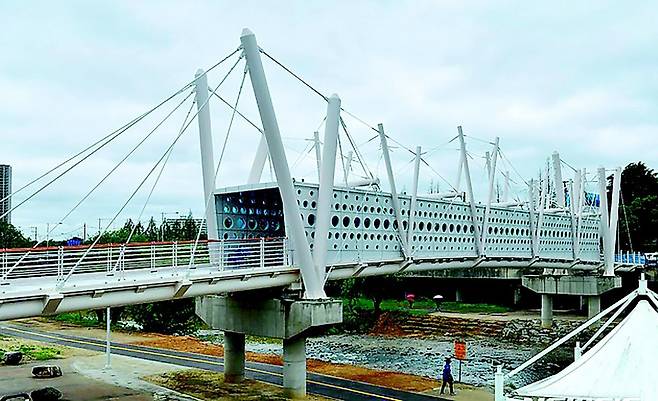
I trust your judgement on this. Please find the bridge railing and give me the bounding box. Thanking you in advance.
[615,252,646,266]
[0,237,290,284]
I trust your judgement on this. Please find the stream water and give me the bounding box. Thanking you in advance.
[196,330,570,390]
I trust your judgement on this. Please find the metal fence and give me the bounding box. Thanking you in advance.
[0,237,290,284]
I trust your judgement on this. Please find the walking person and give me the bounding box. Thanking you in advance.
[440,357,455,395]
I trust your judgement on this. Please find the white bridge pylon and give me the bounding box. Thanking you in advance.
[0,28,622,321]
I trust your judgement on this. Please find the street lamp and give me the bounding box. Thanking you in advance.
[45,222,62,247]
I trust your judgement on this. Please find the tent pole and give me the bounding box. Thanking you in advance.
[506,289,638,379]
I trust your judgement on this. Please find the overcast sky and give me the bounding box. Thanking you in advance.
[1,1,657,240]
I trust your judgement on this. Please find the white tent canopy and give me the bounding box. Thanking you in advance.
[499,277,658,401]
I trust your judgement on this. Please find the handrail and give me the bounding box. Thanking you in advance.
[0,237,290,283]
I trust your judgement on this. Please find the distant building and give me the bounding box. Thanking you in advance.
[0,165,11,224]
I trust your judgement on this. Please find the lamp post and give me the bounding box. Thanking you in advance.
[45,222,62,247]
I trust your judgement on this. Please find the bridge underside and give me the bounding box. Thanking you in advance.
[0,255,599,321]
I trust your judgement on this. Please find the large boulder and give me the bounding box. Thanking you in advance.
[3,351,23,365]
[0,393,30,401]
[31,387,62,401]
[31,365,62,379]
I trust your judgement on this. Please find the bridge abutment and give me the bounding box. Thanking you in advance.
[523,274,621,327]
[195,295,342,398]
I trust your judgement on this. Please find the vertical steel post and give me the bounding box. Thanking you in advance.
[313,131,322,182]
[535,166,549,257]
[313,95,341,279]
[552,152,565,208]
[494,365,504,401]
[607,167,621,276]
[378,123,408,257]
[343,151,353,186]
[248,136,268,184]
[502,170,510,203]
[568,180,579,259]
[407,146,422,252]
[194,69,219,241]
[598,167,612,275]
[457,127,483,257]
[528,179,537,258]
[105,306,111,369]
[481,137,500,253]
[241,28,325,298]
[455,149,464,192]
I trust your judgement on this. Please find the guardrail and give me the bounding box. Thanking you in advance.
[0,237,290,284]
[615,252,646,266]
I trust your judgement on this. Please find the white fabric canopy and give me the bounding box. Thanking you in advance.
[512,299,658,400]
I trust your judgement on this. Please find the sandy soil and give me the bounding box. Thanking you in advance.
[133,335,491,397]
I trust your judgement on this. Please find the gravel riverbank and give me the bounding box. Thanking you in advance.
[197,330,570,390]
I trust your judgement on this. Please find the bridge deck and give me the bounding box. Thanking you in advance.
[0,237,604,321]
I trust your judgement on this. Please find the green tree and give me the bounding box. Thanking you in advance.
[610,162,658,251]
[126,299,200,334]
[144,217,159,242]
[0,221,32,248]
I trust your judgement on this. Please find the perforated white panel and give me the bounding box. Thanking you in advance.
[293,182,601,265]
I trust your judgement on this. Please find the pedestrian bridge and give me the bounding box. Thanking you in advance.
[0,28,622,323]
[0,180,605,321]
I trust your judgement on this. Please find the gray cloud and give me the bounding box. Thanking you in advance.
[1,1,656,239]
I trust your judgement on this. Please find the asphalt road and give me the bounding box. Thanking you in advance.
[0,323,447,401]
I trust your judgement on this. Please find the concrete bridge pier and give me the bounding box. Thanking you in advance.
[540,294,553,328]
[223,331,246,383]
[195,295,342,398]
[587,295,601,319]
[523,274,620,328]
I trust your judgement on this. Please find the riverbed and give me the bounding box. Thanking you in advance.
[197,330,570,390]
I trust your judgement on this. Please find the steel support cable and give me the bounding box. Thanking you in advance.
[337,134,347,182]
[420,157,459,193]
[620,192,633,252]
[58,64,240,285]
[260,49,327,101]
[339,117,374,180]
[109,100,198,274]
[189,63,248,267]
[0,48,241,213]
[1,91,195,281]
[498,149,530,187]
[261,47,382,135]
[208,89,263,133]
[124,99,198,246]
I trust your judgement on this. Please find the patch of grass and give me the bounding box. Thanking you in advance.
[0,338,62,361]
[145,369,331,400]
[439,301,511,314]
[347,297,510,314]
[245,335,282,345]
[50,311,100,327]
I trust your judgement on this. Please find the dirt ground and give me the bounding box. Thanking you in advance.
[11,318,493,400]
[146,369,332,401]
[133,335,441,393]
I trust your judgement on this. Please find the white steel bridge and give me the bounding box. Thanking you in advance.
[0,28,630,322]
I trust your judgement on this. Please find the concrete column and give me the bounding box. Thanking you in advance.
[587,296,601,319]
[455,288,463,303]
[541,294,553,328]
[223,331,245,383]
[283,336,306,398]
[513,287,522,306]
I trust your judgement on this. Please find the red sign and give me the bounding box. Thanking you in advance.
[454,340,467,360]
